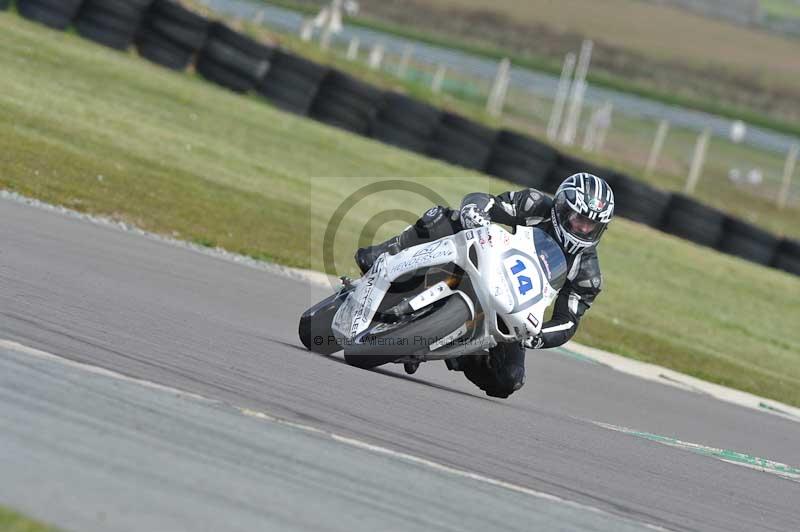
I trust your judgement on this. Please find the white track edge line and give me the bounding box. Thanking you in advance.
[0,338,670,532]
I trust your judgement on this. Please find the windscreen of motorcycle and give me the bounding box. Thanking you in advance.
[532,229,567,291]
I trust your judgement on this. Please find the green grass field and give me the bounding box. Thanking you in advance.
[246,17,800,238]
[0,506,60,532]
[763,0,800,19]
[1,13,799,407]
[261,0,800,136]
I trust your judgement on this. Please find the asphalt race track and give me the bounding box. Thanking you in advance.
[1,197,799,532]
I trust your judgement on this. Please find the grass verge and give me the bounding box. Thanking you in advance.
[0,506,60,532]
[1,14,799,406]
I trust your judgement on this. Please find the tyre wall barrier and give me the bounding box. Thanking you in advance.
[6,0,798,277]
[17,0,83,30]
[136,0,210,71]
[310,70,384,135]
[75,0,154,51]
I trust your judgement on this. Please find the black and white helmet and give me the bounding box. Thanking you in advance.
[551,173,615,255]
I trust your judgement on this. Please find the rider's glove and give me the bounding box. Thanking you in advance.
[460,203,491,229]
[524,335,545,349]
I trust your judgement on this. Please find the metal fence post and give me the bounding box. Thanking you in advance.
[346,37,360,60]
[367,43,384,70]
[487,58,511,117]
[431,65,447,93]
[645,120,670,176]
[560,40,593,146]
[685,128,711,194]
[778,144,799,210]
[397,45,413,79]
[547,52,576,142]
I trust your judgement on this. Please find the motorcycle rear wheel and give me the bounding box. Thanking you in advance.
[344,295,471,369]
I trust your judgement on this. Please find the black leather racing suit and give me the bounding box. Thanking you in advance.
[390,188,603,398]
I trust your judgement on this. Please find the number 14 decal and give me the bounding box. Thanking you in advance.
[510,259,533,295]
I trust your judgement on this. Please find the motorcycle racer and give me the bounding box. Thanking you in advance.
[354,173,615,398]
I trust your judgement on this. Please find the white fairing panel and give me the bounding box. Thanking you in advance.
[332,239,458,339]
[332,224,563,357]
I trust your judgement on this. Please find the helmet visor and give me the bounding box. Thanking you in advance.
[555,198,606,243]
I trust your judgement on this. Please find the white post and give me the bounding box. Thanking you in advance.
[367,42,384,70]
[594,102,613,153]
[560,40,593,146]
[685,128,711,194]
[645,120,670,176]
[547,52,576,142]
[397,45,413,79]
[777,143,799,210]
[254,9,266,25]
[431,64,447,93]
[582,107,601,152]
[346,37,360,60]
[319,0,343,51]
[487,57,511,117]
[300,19,314,42]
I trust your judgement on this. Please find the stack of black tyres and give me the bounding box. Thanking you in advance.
[772,239,800,275]
[74,0,153,50]
[368,92,441,154]
[136,0,209,71]
[662,194,726,248]
[257,50,328,116]
[427,113,495,171]
[17,0,83,30]
[611,173,672,229]
[196,22,273,93]
[487,130,558,189]
[310,71,384,135]
[718,217,780,265]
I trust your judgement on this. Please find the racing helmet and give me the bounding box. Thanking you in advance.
[551,173,615,254]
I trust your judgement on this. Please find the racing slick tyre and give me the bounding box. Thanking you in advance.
[344,295,471,370]
[299,289,352,355]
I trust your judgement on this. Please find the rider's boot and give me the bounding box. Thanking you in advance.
[354,236,400,274]
[355,206,460,275]
[354,225,419,274]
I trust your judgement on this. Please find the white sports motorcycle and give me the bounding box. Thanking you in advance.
[299,223,567,372]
